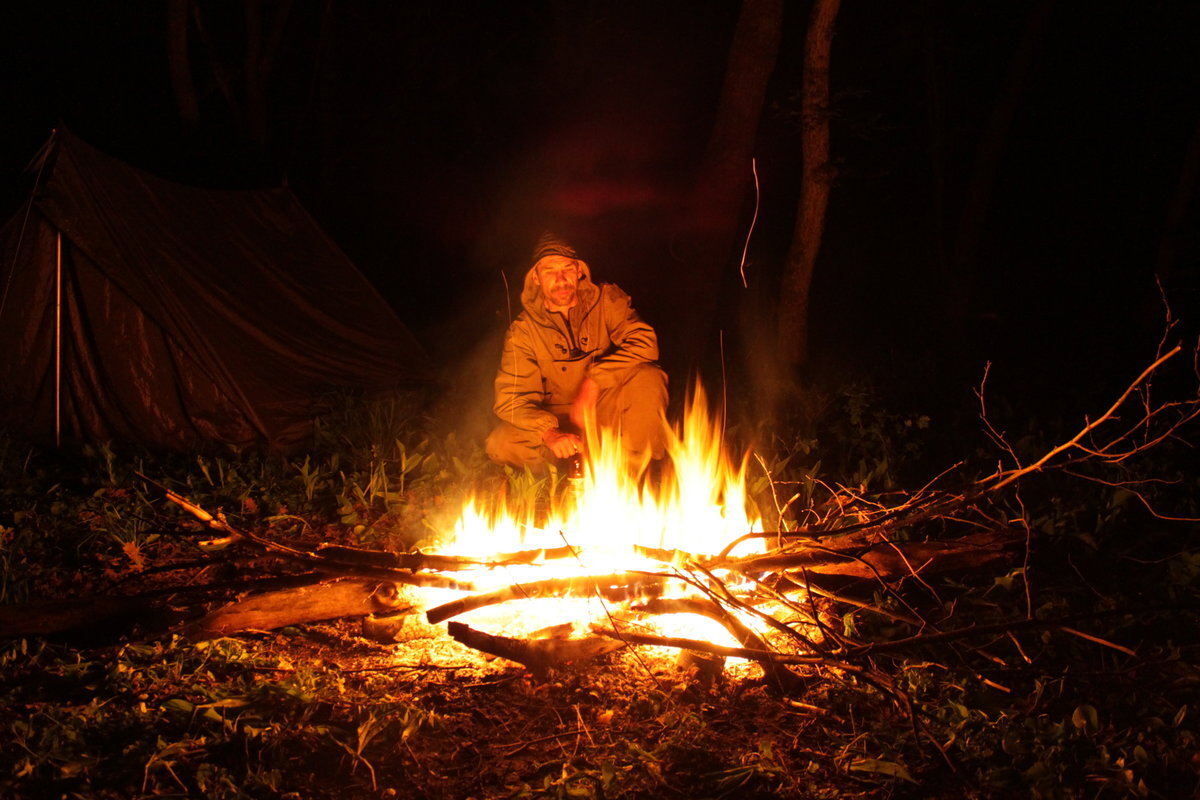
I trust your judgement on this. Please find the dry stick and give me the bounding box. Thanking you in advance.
[0,572,335,639]
[714,488,951,558]
[312,544,482,572]
[156,484,470,590]
[800,567,845,650]
[713,486,994,581]
[727,345,1193,560]
[589,623,908,708]
[134,571,327,600]
[752,450,805,545]
[782,546,935,632]
[878,537,943,608]
[719,532,989,573]
[496,729,591,758]
[980,345,1183,492]
[742,574,849,650]
[633,595,807,692]
[425,573,669,624]
[108,553,256,586]
[801,581,924,627]
[1059,625,1138,657]
[588,624,826,665]
[426,545,585,568]
[683,561,833,655]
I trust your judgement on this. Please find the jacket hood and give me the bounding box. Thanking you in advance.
[520,259,598,319]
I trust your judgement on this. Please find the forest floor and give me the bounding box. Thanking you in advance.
[2,373,1198,799]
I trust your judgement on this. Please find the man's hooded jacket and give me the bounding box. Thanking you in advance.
[493,257,660,435]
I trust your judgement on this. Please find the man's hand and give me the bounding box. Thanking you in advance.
[570,376,600,430]
[543,428,583,459]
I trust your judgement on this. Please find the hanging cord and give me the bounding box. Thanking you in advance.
[737,156,760,289]
[0,131,55,324]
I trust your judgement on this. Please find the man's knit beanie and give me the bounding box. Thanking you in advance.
[531,231,578,268]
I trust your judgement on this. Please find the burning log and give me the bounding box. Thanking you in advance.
[447,621,624,675]
[425,572,669,624]
[632,544,694,565]
[487,545,580,565]
[314,544,482,572]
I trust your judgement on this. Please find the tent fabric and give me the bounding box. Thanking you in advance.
[0,129,431,451]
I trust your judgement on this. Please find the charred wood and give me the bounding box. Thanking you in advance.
[314,544,481,572]
[447,621,624,675]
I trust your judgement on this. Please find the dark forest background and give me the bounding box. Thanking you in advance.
[2,0,1197,427]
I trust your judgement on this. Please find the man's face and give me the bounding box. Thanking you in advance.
[536,256,581,311]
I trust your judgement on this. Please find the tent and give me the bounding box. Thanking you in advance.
[0,129,431,452]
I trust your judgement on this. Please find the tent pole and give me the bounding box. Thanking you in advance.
[55,230,62,448]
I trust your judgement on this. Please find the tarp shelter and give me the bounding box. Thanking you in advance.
[0,129,431,452]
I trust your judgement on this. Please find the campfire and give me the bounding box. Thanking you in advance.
[136,372,1050,682]
[408,385,788,674]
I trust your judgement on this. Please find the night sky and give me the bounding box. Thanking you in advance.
[3,1,1198,421]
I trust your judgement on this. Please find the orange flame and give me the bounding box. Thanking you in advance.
[415,385,768,646]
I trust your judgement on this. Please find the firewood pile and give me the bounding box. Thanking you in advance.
[0,469,1025,683]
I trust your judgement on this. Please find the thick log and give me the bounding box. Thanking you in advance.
[0,595,169,640]
[446,621,624,674]
[187,579,412,638]
[0,573,328,640]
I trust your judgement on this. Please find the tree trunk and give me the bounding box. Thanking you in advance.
[671,0,783,371]
[922,0,949,294]
[777,0,841,370]
[241,0,293,157]
[943,0,1053,341]
[166,0,199,130]
[697,0,785,219]
[1153,115,1200,288]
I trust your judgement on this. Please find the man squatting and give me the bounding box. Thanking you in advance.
[485,232,668,470]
